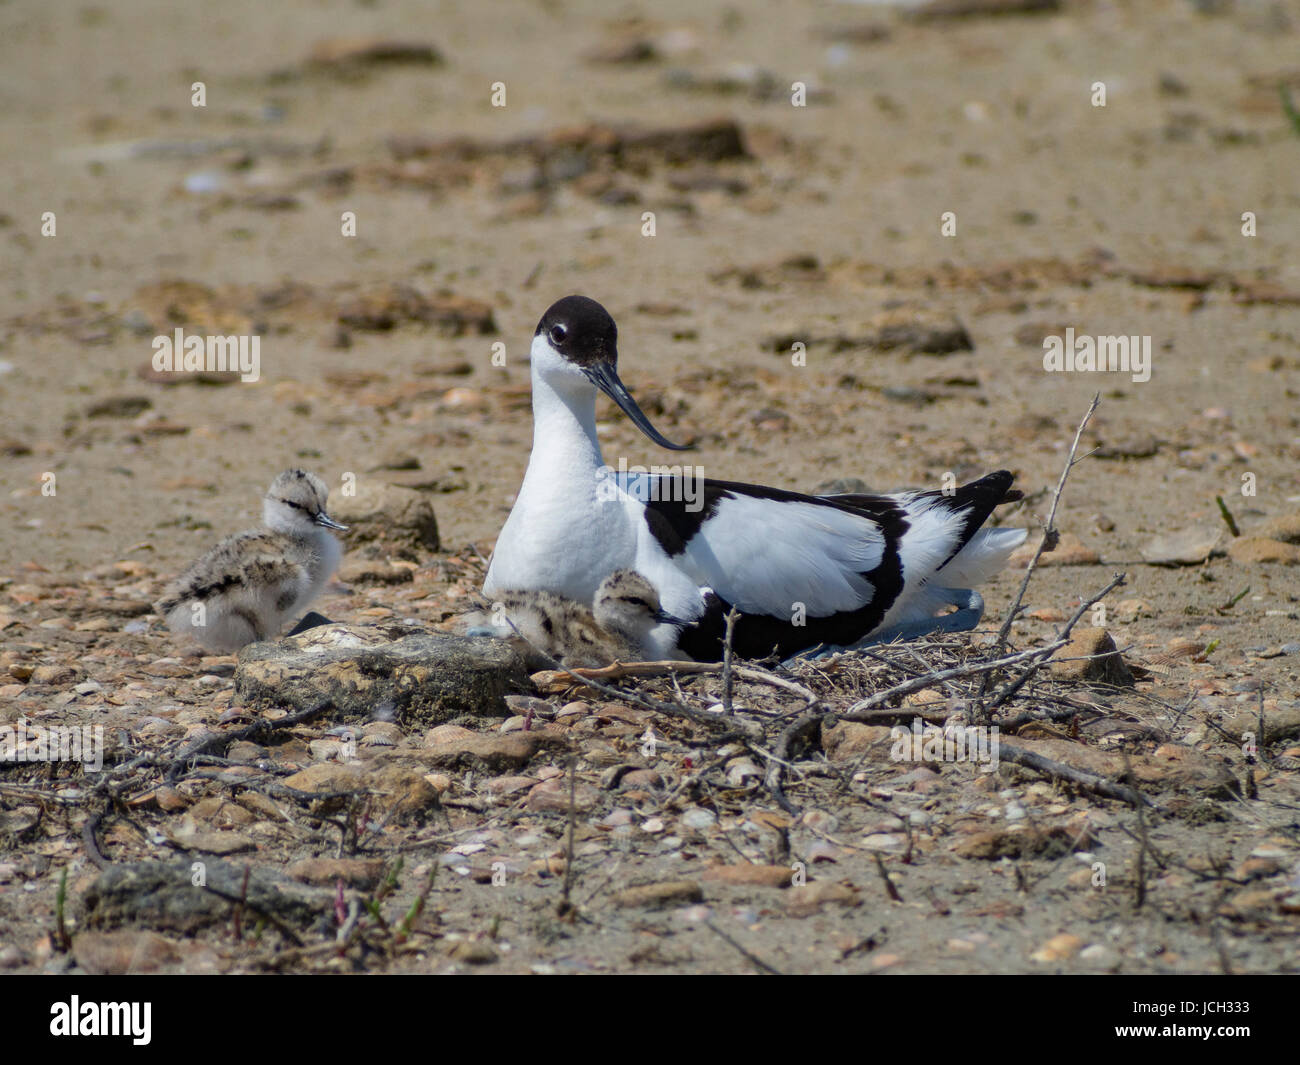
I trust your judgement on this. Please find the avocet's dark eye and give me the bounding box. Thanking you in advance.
[549,323,567,344]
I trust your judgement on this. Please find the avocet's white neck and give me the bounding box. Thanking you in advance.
[528,357,603,473]
[483,336,634,598]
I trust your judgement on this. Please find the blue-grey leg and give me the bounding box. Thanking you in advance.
[788,588,985,663]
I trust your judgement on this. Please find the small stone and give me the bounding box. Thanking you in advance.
[307,37,442,69]
[804,839,841,863]
[282,762,363,795]
[1234,857,1282,881]
[504,695,552,721]
[786,880,860,917]
[1030,933,1083,962]
[856,307,973,355]
[30,664,78,686]
[85,395,153,420]
[1114,598,1155,622]
[891,766,941,789]
[680,807,717,830]
[370,766,441,822]
[725,757,762,787]
[800,809,840,833]
[1251,513,1300,545]
[72,930,178,974]
[330,483,440,556]
[821,721,892,760]
[1050,628,1134,686]
[1079,944,1114,965]
[525,778,597,813]
[235,791,288,822]
[82,859,332,934]
[1219,888,1281,921]
[1228,537,1300,565]
[954,823,1095,860]
[486,775,536,798]
[1221,707,1300,744]
[422,729,567,772]
[1009,532,1099,568]
[235,629,530,728]
[446,939,498,965]
[1140,526,1221,565]
[610,881,703,909]
[170,830,254,855]
[229,742,271,768]
[308,739,343,761]
[701,864,793,888]
[152,787,191,813]
[287,858,385,889]
[361,721,404,745]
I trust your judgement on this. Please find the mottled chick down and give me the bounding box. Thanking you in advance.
[494,569,685,668]
[154,469,347,653]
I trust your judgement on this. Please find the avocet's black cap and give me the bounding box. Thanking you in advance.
[535,295,619,368]
[536,295,691,451]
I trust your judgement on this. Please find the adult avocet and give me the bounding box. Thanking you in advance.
[482,295,1025,661]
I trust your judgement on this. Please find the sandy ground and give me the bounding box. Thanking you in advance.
[2,0,1299,975]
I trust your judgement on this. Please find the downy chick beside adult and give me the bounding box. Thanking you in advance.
[495,569,684,668]
[155,469,347,653]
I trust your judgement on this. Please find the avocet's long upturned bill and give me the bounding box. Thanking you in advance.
[483,295,1027,661]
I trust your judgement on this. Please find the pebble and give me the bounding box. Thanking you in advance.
[610,881,703,909]
[701,864,793,888]
[680,807,717,830]
[72,930,179,975]
[446,939,498,965]
[485,775,535,798]
[861,833,906,851]
[1051,628,1134,686]
[1030,933,1084,962]
[804,839,841,864]
[1009,532,1100,568]
[524,778,597,813]
[1228,537,1300,565]
[786,880,860,917]
[1251,513,1300,544]
[1140,526,1221,565]
[725,757,762,787]
[799,808,839,833]
[30,664,78,685]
